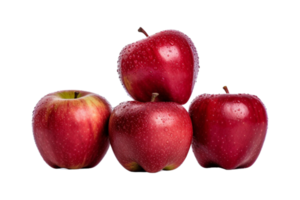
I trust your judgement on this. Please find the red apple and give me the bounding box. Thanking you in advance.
[189,86,268,169]
[109,93,193,173]
[32,90,111,169]
[117,27,199,104]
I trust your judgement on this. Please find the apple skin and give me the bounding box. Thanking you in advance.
[32,90,111,169]
[117,29,199,104]
[189,92,268,169]
[109,101,193,173]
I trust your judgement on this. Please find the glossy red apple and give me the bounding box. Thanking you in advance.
[109,93,193,173]
[189,86,268,169]
[117,27,199,104]
[32,90,111,169]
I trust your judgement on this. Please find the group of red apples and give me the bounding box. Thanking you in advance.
[33,28,268,172]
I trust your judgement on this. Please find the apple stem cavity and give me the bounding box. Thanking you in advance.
[151,93,159,102]
[74,92,80,99]
[135,26,150,37]
[221,85,231,93]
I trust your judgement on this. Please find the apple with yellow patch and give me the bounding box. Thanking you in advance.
[32,90,111,169]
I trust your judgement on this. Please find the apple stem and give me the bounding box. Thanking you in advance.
[221,85,231,93]
[151,93,159,102]
[135,26,150,37]
[74,92,79,99]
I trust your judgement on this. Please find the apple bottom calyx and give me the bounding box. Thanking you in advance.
[129,167,172,174]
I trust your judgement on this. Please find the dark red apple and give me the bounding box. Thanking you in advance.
[32,90,111,169]
[117,28,199,104]
[109,93,193,173]
[189,86,268,169]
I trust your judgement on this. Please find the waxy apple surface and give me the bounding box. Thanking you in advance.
[109,101,193,173]
[32,90,111,169]
[189,90,268,169]
[118,29,199,104]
